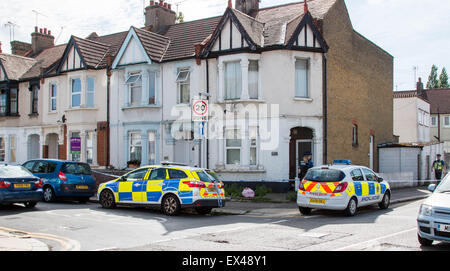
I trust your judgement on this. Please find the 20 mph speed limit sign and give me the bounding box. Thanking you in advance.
[192,99,208,121]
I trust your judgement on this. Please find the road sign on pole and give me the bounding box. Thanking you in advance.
[192,98,208,122]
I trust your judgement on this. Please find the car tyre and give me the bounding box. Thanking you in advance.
[24,202,38,208]
[43,186,56,202]
[161,194,181,216]
[99,190,116,209]
[344,197,358,217]
[196,207,213,215]
[299,207,312,216]
[379,191,390,210]
[418,234,433,247]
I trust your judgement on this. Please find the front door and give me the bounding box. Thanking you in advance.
[296,140,313,178]
[118,168,149,203]
[145,168,167,203]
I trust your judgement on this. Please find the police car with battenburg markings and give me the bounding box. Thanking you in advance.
[97,163,225,216]
[297,160,391,216]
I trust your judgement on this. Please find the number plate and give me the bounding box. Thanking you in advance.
[14,183,31,189]
[207,188,217,193]
[437,224,450,233]
[309,198,326,204]
[76,185,89,190]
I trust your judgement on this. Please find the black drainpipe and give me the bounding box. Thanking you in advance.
[206,58,210,169]
[322,52,328,165]
[106,57,112,168]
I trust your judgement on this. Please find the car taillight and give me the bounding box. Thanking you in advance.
[299,181,306,191]
[35,179,44,188]
[58,171,67,181]
[333,182,348,193]
[0,181,11,189]
[216,182,224,189]
[183,181,206,188]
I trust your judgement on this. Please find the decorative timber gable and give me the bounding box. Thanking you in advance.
[57,37,87,73]
[285,12,328,53]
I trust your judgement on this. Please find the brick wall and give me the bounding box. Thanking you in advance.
[323,0,395,171]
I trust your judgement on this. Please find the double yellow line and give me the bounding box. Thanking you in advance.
[0,227,81,251]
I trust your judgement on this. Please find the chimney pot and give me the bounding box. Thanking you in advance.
[150,0,154,5]
[44,28,47,34]
[48,30,51,35]
[168,3,171,9]
[164,2,167,8]
[228,0,232,8]
[35,26,38,33]
[39,28,43,34]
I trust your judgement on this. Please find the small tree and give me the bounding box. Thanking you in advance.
[439,67,449,88]
[426,65,439,89]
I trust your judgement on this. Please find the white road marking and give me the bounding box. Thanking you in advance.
[334,227,417,251]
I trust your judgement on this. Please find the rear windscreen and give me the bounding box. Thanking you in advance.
[304,169,345,183]
[0,166,34,178]
[61,163,91,175]
[195,171,220,182]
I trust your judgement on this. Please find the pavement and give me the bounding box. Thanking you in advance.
[0,186,432,251]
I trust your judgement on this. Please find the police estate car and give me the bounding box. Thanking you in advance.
[97,163,225,216]
[297,161,391,216]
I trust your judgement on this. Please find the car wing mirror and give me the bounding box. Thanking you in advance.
[428,184,437,192]
[120,176,128,182]
[377,177,384,182]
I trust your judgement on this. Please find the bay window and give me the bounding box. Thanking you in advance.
[148,131,156,165]
[226,129,242,165]
[129,131,142,162]
[295,58,309,98]
[50,84,57,111]
[248,60,259,99]
[0,137,5,161]
[9,136,16,163]
[149,71,156,105]
[71,78,82,108]
[225,61,242,100]
[10,88,17,114]
[86,77,95,108]
[127,73,142,106]
[0,89,6,114]
[31,85,39,114]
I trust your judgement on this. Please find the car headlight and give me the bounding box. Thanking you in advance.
[420,204,433,216]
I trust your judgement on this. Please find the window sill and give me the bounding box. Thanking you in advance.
[65,107,99,112]
[28,113,39,117]
[215,167,266,174]
[121,104,161,110]
[0,114,20,118]
[217,99,266,104]
[293,97,313,102]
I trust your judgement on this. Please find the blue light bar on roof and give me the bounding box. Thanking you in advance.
[333,160,352,165]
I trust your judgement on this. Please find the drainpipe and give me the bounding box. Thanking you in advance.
[206,58,210,169]
[322,52,328,165]
[106,56,112,168]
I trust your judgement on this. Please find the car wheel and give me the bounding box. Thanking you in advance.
[299,207,312,216]
[161,194,181,216]
[24,202,37,208]
[418,234,433,247]
[43,186,56,202]
[379,192,390,210]
[99,190,116,209]
[196,207,213,215]
[345,197,358,217]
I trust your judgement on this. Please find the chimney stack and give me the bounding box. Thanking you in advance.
[417,77,424,96]
[235,0,260,17]
[145,0,177,33]
[31,26,55,55]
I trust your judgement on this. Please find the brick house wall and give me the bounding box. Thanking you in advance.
[323,0,395,171]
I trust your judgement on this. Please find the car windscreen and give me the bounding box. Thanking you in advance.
[304,169,345,183]
[61,163,91,175]
[0,166,35,178]
[195,171,221,182]
[436,174,450,193]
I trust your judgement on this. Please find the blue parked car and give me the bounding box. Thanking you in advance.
[22,159,96,203]
[0,164,43,208]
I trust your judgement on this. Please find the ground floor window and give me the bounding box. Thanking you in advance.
[86,131,94,164]
[0,137,5,161]
[9,136,16,163]
[148,131,156,165]
[129,131,142,162]
[226,129,242,165]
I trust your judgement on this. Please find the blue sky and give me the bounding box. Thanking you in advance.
[1,0,449,91]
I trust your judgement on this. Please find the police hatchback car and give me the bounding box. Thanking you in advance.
[97,164,225,216]
[297,161,391,216]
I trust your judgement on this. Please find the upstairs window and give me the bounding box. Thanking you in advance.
[176,68,190,104]
[126,73,142,106]
[10,88,17,115]
[248,60,259,99]
[295,58,309,98]
[50,84,57,112]
[86,77,95,108]
[71,78,81,108]
[0,89,6,115]
[225,61,242,100]
[149,71,156,105]
[31,85,39,114]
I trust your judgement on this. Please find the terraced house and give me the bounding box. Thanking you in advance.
[0,0,395,184]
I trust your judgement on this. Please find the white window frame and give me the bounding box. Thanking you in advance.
[127,72,143,106]
[225,128,242,165]
[295,58,310,99]
[10,88,18,115]
[444,116,450,128]
[85,131,94,165]
[431,116,438,127]
[71,78,82,108]
[176,68,191,104]
[128,131,143,162]
[224,60,242,100]
[49,83,57,112]
[86,77,95,108]
[248,60,259,100]
[148,131,156,165]
[31,85,39,114]
[249,126,259,166]
[148,71,157,105]
[0,136,5,162]
[9,135,16,163]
